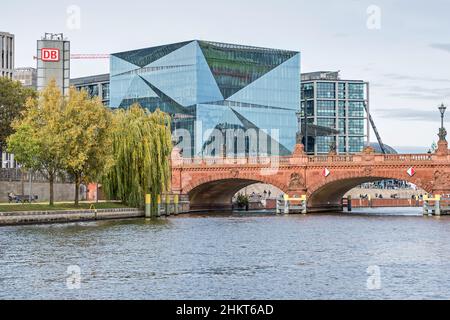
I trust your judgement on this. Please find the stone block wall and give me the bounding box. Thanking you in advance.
[0,181,75,202]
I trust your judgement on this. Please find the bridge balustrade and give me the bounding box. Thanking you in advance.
[308,155,354,163]
[384,154,433,162]
[175,152,436,167]
[177,156,292,166]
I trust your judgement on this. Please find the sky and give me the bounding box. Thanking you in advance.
[2,0,450,152]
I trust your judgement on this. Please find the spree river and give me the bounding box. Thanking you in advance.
[1,208,450,300]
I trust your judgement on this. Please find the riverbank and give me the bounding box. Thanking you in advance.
[0,202,127,212]
[0,205,143,226]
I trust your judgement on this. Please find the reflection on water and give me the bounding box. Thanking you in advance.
[1,208,450,300]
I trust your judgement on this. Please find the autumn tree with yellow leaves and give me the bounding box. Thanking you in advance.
[61,87,113,206]
[8,80,113,206]
[7,80,67,205]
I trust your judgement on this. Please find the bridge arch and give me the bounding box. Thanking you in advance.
[307,171,432,211]
[183,172,289,211]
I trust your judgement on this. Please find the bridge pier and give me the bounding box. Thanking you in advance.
[422,195,450,216]
[276,195,307,214]
[435,200,441,216]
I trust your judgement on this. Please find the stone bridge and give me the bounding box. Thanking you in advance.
[171,140,450,213]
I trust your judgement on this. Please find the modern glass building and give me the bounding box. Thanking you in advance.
[110,40,301,157]
[70,73,110,106]
[300,71,369,155]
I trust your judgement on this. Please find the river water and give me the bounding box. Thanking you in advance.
[1,208,450,300]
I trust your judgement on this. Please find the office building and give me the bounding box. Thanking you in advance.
[0,31,14,79]
[13,67,37,89]
[37,33,70,94]
[110,40,301,157]
[300,71,369,155]
[70,73,110,106]
[0,32,15,168]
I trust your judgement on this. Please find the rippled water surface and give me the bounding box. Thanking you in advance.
[1,208,450,300]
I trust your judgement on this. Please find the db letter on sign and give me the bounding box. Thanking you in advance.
[41,48,60,62]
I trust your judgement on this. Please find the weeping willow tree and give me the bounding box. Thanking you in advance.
[102,104,172,213]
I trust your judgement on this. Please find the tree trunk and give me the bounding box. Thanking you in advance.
[49,173,54,206]
[21,168,25,196]
[75,174,80,207]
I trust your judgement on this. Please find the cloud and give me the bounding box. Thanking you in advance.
[333,33,350,38]
[375,108,442,122]
[382,73,450,83]
[387,86,450,100]
[393,146,430,154]
[430,43,450,53]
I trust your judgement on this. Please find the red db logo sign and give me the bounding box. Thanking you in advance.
[41,48,60,62]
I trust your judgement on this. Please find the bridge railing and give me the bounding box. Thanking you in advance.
[180,156,292,166]
[383,154,433,162]
[308,155,354,163]
[175,153,436,167]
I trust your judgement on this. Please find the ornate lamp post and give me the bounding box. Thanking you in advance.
[435,103,449,156]
[293,111,306,156]
[438,103,447,141]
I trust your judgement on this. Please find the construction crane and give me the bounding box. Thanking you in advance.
[363,102,387,154]
[34,54,110,60]
[70,54,110,60]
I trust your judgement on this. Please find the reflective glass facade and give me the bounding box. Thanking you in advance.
[70,73,110,106]
[300,72,368,155]
[110,40,301,157]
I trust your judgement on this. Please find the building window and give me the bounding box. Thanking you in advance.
[317,82,335,99]
[338,101,346,117]
[338,136,346,153]
[348,119,365,135]
[102,83,110,100]
[302,83,314,99]
[316,136,335,153]
[348,83,365,99]
[348,101,365,117]
[317,117,336,129]
[338,83,346,99]
[349,136,364,153]
[338,119,346,134]
[317,100,336,117]
[301,100,315,116]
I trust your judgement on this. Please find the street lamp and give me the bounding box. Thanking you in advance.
[439,103,446,129]
[438,103,447,141]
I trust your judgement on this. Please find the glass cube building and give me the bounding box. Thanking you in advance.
[300,71,368,155]
[110,40,300,157]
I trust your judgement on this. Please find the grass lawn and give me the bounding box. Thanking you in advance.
[0,202,131,212]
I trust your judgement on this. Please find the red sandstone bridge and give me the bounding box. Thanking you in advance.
[171,139,450,213]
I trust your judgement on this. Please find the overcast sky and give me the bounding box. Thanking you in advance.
[2,0,450,151]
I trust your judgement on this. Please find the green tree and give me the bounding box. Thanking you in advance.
[61,87,113,206]
[0,77,36,154]
[236,194,249,209]
[102,105,172,213]
[7,80,66,206]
